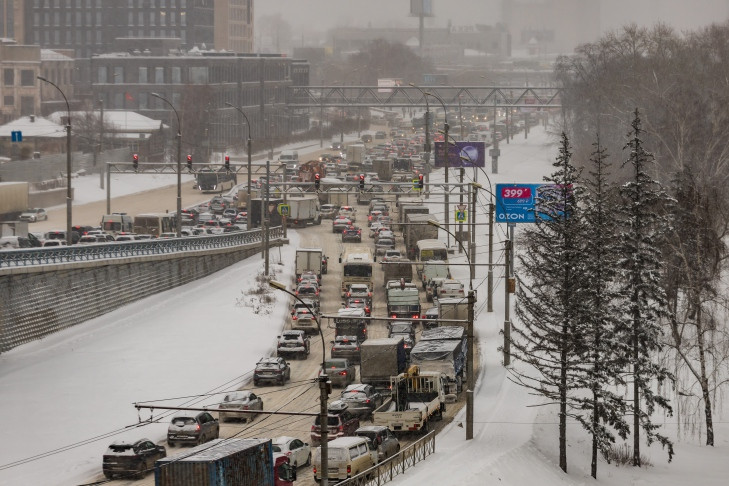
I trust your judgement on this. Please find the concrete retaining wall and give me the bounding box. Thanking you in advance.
[0,238,284,353]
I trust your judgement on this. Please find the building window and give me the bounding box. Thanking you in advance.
[4,95,14,106]
[189,67,207,84]
[97,66,108,83]
[20,70,35,86]
[20,96,35,116]
[139,66,148,83]
[4,69,14,86]
[171,66,181,84]
[154,67,164,83]
[114,67,124,83]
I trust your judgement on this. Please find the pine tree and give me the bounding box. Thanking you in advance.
[573,135,631,478]
[509,132,586,473]
[617,108,675,466]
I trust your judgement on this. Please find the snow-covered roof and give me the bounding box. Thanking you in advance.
[48,110,165,132]
[0,115,65,138]
[41,49,73,61]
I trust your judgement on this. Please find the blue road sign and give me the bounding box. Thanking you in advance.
[11,131,22,142]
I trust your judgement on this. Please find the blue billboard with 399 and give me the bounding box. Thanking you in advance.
[495,183,542,223]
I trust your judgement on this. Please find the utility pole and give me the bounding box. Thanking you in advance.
[458,168,464,254]
[487,199,494,312]
[264,160,270,275]
[503,237,512,366]
[470,183,476,283]
[466,287,475,440]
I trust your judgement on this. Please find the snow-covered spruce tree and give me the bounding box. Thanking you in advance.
[573,135,631,478]
[617,108,674,466]
[509,132,587,473]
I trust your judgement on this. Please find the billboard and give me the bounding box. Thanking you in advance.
[495,183,571,223]
[378,78,403,93]
[433,141,485,168]
[410,0,434,16]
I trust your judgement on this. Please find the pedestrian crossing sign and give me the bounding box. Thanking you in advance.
[455,209,467,223]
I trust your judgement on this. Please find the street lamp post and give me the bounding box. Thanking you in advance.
[408,83,431,198]
[150,92,182,237]
[269,281,329,486]
[38,76,73,245]
[427,219,475,440]
[469,173,496,313]
[226,102,253,231]
[425,91,450,250]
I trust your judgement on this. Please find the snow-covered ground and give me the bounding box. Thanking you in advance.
[1,126,727,485]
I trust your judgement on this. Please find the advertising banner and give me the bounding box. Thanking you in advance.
[433,141,485,168]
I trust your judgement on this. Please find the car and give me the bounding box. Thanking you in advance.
[222,208,238,219]
[277,329,311,359]
[295,283,320,303]
[342,225,362,243]
[291,307,318,334]
[370,203,389,216]
[42,239,66,247]
[319,358,356,388]
[346,298,371,317]
[19,208,48,222]
[367,210,383,226]
[423,306,440,329]
[374,229,394,243]
[345,284,372,305]
[436,279,465,300]
[340,384,383,419]
[361,134,373,143]
[167,411,219,447]
[272,436,311,469]
[253,357,291,386]
[375,237,395,256]
[209,196,227,213]
[297,270,321,286]
[331,335,361,362]
[102,438,166,480]
[382,249,402,262]
[331,141,344,151]
[218,391,264,423]
[355,425,400,462]
[332,217,352,233]
[375,130,387,139]
[310,400,360,446]
[338,206,356,223]
[320,203,339,219]
[368,221,383,237]
[389,321,416,354]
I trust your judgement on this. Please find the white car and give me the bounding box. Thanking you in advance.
[436,279,465,300]
[19,208,48,222]
[338,206,356,223]
[272,436,311,469]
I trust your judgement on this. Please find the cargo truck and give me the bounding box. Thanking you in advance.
[249,197,283,229]
[328,188,351,207]
[437,297,469,326]
[386,285,421,320]
[372,367,446,434]
[359,337,408,389]
[382,259,413,287]
[236,187,260,210]
[154,438,296,486]
[295,248,323,279]
[285,194,321,227]
[346,143,365,170]
[403,212,438,260]
[372,158,393,181]
[0,182,29,219]
[409,336,466,396]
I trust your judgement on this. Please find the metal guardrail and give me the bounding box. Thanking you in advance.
[337,431,436,486]
[0,227,283,269]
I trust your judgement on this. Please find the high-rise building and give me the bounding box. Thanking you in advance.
[0,0,24,42]
[21,0,253,59]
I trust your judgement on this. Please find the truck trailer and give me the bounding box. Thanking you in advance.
[359,337,408,389]
[295,248,323,279]
[403,212,438,260]
[285,194,321,227]
[154,438,295,486]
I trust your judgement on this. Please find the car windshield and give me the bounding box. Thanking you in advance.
[324,360,346,369]
[223,392,249,402]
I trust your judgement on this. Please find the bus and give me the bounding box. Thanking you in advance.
[197,168,237,193]
[340,246,374,296]
[133,213,177,237]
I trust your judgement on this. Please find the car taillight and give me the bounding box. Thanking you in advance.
[391,314,397,318]
[292,316,298,320]
[365,307,370,313]
[196,424,200,431]
[313,466,317,474]
[365,399,370,404]
[412,314,419,319]
[339,371,347,376]
[347,465,351,474]
[339,425,345,433]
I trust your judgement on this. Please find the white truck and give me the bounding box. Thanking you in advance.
[295,248,323,279]
[372,367,447,434]
[346,143,365,170]
[285,194,321,227]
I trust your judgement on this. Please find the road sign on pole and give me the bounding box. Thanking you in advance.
[277,203,290,216]
[11,131,22,142]
[455,208,467,223]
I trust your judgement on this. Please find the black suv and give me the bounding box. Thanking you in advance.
[102,439,166,479]
[342,225,362,243]
[167,411,219,447]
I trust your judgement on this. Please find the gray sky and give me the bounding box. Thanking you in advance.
[255,0,729,38]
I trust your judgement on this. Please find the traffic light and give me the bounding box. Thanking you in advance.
[132,153,138,171]
[359,174,365,190]
[224,154,230,171]
[314,173,321,190]
[186,154,192,171]
[418,174,424,190]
